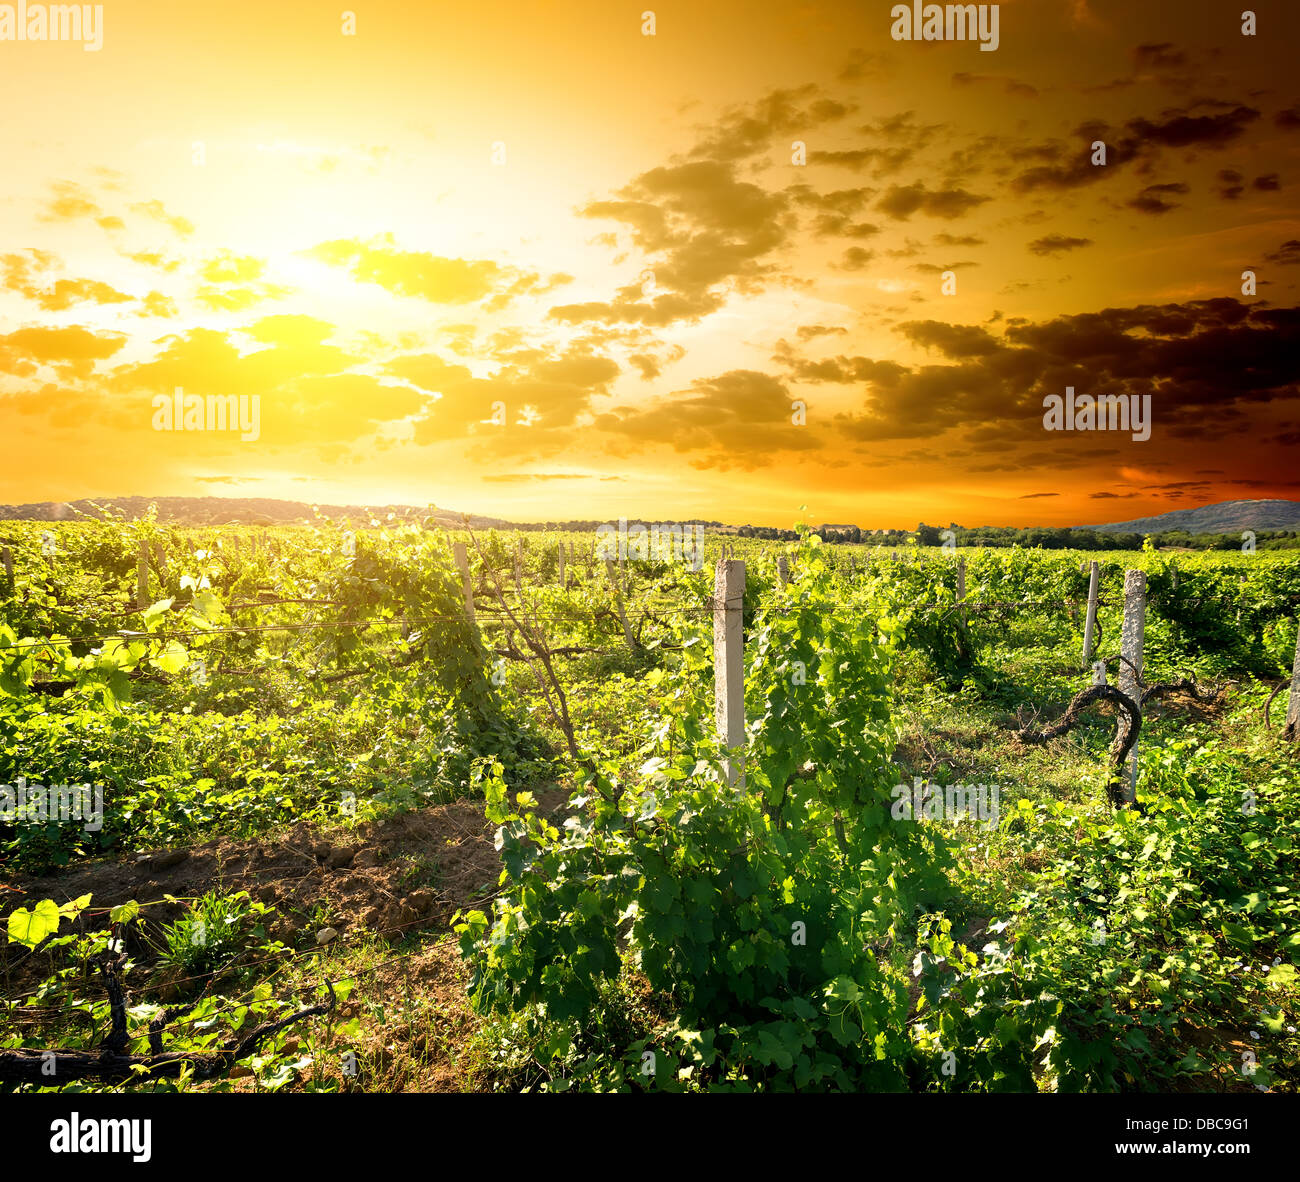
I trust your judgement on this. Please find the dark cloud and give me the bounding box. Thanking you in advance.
[565,159,793,325]
[778,299,1300,447]
[687,85,854,163]
[593,369,815,470]
[795,325,848,341]
[952,72,1039,99]
[1275,104,1300,129]
[875,182,990,221]
[1132,44,1188,71]
[1127,182,1190,214]
[837,247,875,271]
[1215,169,1245,200]
[1028,235,1094,256]
[1011,104,1259,195]
[1265,240,1300,265]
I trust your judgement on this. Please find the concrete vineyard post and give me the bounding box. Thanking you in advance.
[956,556,967,621]
[453,542,475,624]
[1081,561,1100,671]
[136,541,149,610]
[1118,569,1146,803]
[558,540,566,587]
[713,558,746,789]
[777,555,789,589]
[606,559,636,650]
[1283,622,1300,742]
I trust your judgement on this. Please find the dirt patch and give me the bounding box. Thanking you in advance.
[2,787,568,998]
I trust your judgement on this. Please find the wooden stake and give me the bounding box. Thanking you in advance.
[713,558,746,789]
[1117,569,1146,803]
[1081,560,1100,671]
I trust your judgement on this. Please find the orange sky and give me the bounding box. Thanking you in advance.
[1,0,1298,527]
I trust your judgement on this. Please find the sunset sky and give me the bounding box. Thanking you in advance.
[1,0,1298,528]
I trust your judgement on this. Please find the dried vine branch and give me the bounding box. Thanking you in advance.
[1013,684,1142,809]
[0,954,335,1087]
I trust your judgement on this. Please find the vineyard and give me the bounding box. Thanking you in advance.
[1,513,1298,1092]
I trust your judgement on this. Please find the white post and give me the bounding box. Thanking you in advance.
[558,540,566,587]
[137,541,150,609]
[1282,623,1300,742]
[453,541,475,624]
[776,555,789,589]
[1081,561,1100,671]
[1117,569,1146,803]
[713,558,746,788]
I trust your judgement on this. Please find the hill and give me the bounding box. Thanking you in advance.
[1079,499,1300,535]
[0,496,507,530]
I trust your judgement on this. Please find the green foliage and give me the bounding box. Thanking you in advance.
[457,534,953,1091]
[912,740,1299,1092]
[156,890,267,975]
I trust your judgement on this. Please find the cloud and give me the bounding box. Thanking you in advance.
[687,85,855,163]
[2,251,131,311]
[875,182,990,221]
[562,158,793,324]
[952,72,1039,99]
[130,199,195,238]
[593,369,813,470]
[795,325,848,342]
[1132,43,1187,71]
[1214,169,1245,200]
[1011,104,1259,195]
[390,339,621,441]
[1125,104,1260,150]
[1028,235,1094,256]
[1127,182,1190,214]
[39,181,104,224]
[200,252,267,283]
[1265,240,1300,265]
[838,247,876,271]
[896,321,1002,357]
[788,185,880,239]
[306,233,563,308]
[787,298,1300,448]
[0,326,127,379]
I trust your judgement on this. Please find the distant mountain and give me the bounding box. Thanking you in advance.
[1080,499,1300,535]
[0,496,508,530]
